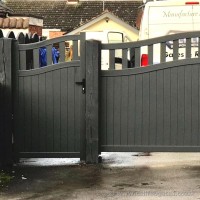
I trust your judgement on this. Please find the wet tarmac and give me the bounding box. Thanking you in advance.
[0,153,200,200]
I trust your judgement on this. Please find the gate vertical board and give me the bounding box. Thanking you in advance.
[0,39,13,167]
[85,40,101,163]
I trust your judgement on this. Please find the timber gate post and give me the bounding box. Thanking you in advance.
[0,38,13,167]
[85,40,101,163]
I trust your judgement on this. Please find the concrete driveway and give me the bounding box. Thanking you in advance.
[0,153,200,200]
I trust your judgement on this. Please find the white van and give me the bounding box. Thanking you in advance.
[139,0,200,65]
[85,30,131,70]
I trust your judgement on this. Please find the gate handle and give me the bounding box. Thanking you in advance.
[75,78,86,94]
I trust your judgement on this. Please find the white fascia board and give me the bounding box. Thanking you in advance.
[67,12,138,35]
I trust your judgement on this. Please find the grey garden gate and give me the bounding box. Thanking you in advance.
[13,34,87,160]
[13,33,100,163]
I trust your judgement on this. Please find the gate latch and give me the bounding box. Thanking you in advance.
[76,78,86,94]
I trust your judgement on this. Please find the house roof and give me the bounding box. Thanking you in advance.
[67,11,139,35]
[0,2,13,16]
[5,0,142,32]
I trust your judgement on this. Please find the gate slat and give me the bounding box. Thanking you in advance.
[198,37,200,58]
[184,66,192,145]
[149,72,157,145]
[67,67,75,151]
[148,45,153,65]
[73,40,79,60]
[128,76,136,145]
[113,77,121,145]
[191,66,199,145]
[121,76,128,145]
[46,72,54,152]
[19,51,26,70]
[109,50,115,70]
[156,70,164,145]
[134,47,141,67]
[142,73,150,145]
[170,68,178,145]
[106,77,114,145]
[53,70,61,152]
[33,48,39,69]
[122,49,128,68]
[177,67,185,145]
[24,76,32,152]
[160,42,166,63]
[163,69,171,145]
[38,73,46,152]
[47,45,52,66]
[129,47,135,68]
[135,75,143,145]
[186,38,191,59]
[59,41,65,62]
[74,68,81,152]
[18,78,25,152]
[31,75,39,151]
[173,40,179,60]
[100,78,107,146]
[60,68,68,152]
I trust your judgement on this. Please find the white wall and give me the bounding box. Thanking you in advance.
[2,29,29,38]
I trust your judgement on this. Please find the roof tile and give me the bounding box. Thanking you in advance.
[5,1,142,32]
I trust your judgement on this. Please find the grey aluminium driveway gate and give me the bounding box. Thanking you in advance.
[100,31,200,153]
[8,31,200,164]
[100,59,200,152]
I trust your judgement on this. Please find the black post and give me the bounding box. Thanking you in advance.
[85,40,101,163]
[12,39,20,163]
[80,32,86,162]
[0,38,13,167]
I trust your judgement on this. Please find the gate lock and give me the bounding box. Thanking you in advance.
[75,78,86,94]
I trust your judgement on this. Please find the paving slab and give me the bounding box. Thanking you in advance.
[0,153,200,200]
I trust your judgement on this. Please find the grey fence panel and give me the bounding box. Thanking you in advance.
[100,58,200,152]
[16,61,81,158]
[0,39,13,167]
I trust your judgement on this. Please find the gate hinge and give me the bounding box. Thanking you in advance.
[75,78,86,94]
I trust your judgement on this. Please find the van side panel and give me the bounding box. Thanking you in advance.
[148,5,194,38]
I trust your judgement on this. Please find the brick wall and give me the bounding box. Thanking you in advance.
[49,31,65,39]
[29,25,42,36]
